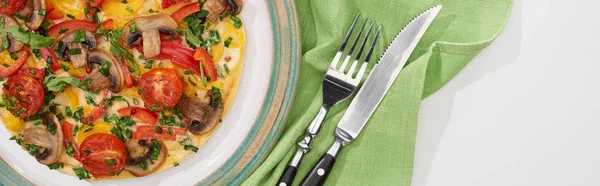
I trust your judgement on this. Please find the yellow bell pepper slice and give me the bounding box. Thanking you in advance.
[64,86,79,110]
[0,51,14,65]
[77,122,113,144]
[48,0,85,20]
[102,0,144,17]
[1,110,24,132]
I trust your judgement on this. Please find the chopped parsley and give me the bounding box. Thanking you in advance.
[68,48,81,55]
[184,145,198,153]
[224,37,233,47]
[38,9,46,16]
[106,159,116,165]
[85,95,97,106]
[223,63,230,73]
[73,30,86,43]
[47,162,63,170]
[126,6,133,13]
[66,143,75,157]
[83,150,91,155]
[99,62,111,76]
[139,161,148,170]
[231,16,242,28]
[73,167,91,180]
[66,14,75,19]
[60,63,70,71]
[144,60,153,69]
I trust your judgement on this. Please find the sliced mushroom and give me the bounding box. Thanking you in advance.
[203,0,243,21]
[55,30,97,68]
[0,15,24,52]
[226,0,243,15]
[86,51,125,93]
[16,0,46,30]
[21,112,64,165]
[180,95,223,135]
[203,0,227,21]
[122,13,178,58]
[124,139,167,176]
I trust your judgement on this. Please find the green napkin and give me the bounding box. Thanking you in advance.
[244,0,513,185]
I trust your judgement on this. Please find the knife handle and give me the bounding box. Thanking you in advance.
[300,138,345,186]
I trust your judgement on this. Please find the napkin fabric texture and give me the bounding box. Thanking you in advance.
[244,0,513,185]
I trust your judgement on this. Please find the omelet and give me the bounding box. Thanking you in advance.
[0,0,245,180]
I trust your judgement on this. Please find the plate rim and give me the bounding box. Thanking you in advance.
[197,0,301,184]
[0,0,301,185]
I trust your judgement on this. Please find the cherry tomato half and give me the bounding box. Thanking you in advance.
[18,68,44,81]
[137,68,183,111]
[0,0,26,14]
[80,133,127,178]
[5,74,44,118]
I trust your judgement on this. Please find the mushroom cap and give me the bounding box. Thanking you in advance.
[87,51,125,93]
[226,0,243,15]
[0,15,25,53]
[180,96,223,135]
[122,13,178,58]
[203,0,228,21]
[25,0,45,30]
[21,112,64,165]
[124,139,168,176]
[55,30,97,68]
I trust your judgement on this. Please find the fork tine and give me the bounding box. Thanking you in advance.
[348,21,375,76]
[330,14,360,69]
[339,17,369,71]
[355,25,382,81]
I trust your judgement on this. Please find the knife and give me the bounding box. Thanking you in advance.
[299,5,442,186]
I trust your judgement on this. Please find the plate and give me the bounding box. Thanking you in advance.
[0,0,300,185]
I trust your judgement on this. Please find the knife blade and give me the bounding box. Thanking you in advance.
[336,5,442,143]
[300,5,442,186]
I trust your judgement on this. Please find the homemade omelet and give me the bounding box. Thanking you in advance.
[0,0,244,180]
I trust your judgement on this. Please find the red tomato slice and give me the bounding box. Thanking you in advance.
[40,47,62,71]
[133,125,187,140]
[47,20,99,38]
[5,74,44,117]
[18,68,44,81]
[0,0,26,14]
[61,121,82,161]
[0,51,29,77]
[80,133,126,178]
[81,90,111,124]
[161,0,187,9]
[193,48,218,82]
[117,107,158,124]
[137,68,183,111]
[101,19,114,30]
[171,3,200,23]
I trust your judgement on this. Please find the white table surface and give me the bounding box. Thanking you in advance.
[412,1,600,186]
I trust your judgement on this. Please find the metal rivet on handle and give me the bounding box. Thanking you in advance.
[317,168,325,176]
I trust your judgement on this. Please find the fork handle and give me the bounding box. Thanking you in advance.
[300,137,345,186]
[277,106,329,186]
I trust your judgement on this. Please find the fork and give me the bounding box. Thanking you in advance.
[277,14,380,186]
